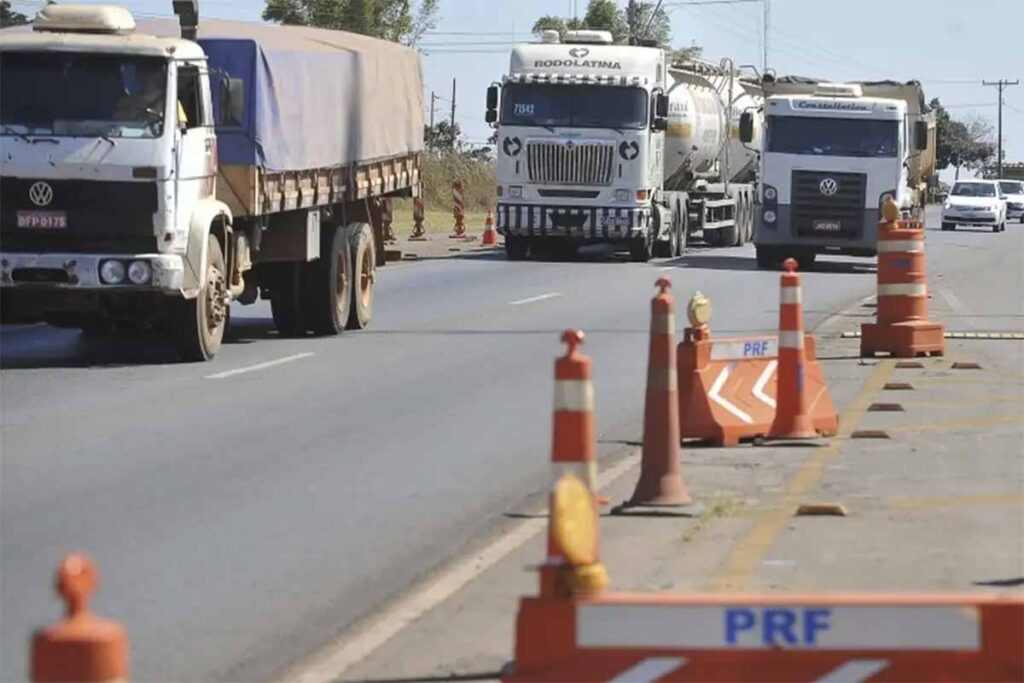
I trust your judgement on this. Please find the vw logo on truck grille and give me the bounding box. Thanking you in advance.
[819,177,839,197]
[29,181,54,207]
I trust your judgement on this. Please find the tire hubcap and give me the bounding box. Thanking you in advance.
[359,248,373,309]
[204,263,227,333]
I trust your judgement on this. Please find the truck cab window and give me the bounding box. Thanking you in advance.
[177,65,204,131]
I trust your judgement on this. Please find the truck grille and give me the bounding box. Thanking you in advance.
[791,170,867,238]
[0,177,159,253]
[527,142,614,186]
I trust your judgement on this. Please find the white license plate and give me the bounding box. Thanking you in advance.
[812,219,841,233]
[17,211,68,229]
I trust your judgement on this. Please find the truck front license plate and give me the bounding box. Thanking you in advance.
[812,219,841,233]
[17,211,68,229]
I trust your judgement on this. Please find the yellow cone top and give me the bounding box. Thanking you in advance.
[882,197,901,222]
[552,473,598,567]
[687,291,712,327]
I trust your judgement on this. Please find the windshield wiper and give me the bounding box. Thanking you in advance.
[2,125,32,143]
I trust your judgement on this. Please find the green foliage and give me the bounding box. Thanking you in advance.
[930,98,996,177]
[584,0,629,43]
[422,152,494,213]
[532,1,678,50]
[263,0,439,46]
[1,0,30,27]
[424,120,462,151]
[625,1,671,47]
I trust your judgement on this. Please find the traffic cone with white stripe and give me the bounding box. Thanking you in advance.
[541,329,603,597]
[31,554,129,683]
[860,198,945,357]
[768,258,817,440]
[626,278,693,508]
[481,207,498,246]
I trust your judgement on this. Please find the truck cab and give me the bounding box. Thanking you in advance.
[752,80,934,269]
[488,30,672,262]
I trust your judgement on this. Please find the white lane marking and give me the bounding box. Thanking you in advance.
[708,363,754,424]
[659,266,675,271]
[205,352,314,380]
[280,453,642,683]
[509,292,561,306]
[936,284,976,329]
[814,660,890,683]
[608,657,687,682]
[752,360,778,409]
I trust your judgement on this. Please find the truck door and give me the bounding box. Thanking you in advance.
[173,61,216,236]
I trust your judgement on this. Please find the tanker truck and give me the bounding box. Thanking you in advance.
[747,77,936,269]
[0,3,423,360]
[486,30,763,261]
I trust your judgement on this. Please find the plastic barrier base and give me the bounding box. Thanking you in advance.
[861,321,946,358]
[677,329,838,446]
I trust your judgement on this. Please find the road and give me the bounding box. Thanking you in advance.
[1,207,1019,681]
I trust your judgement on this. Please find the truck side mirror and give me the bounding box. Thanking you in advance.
[914,120,929,151]
[739,111,754,144]
[486,85,499,125]
[652,92,669,131]
[220,77,244,126]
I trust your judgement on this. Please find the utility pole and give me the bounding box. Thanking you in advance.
[429,91,437,128]
[627,0,637,43]
[762,0,770,73]
[450,78,457,150]
[982,78,1019,177]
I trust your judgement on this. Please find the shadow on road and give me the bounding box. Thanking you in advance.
[665,253,877,275]
[973,577,1024,588]
[0,326,181,369]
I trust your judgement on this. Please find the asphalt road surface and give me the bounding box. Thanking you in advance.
[1,207,1020,681]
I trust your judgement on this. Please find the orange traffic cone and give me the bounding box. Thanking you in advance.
[542,329,599,597]
[768,259,817,440]
[482,207,498,246]
[627,278,693,507]
[31,554,128,683]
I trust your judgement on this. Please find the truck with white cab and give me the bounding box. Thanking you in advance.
[486,30,763,262]
[0,3,423,360]
[749,77,935,269]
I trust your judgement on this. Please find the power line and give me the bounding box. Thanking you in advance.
[982,78,1020,176]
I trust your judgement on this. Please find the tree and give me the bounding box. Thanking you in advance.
[671,44,703,64]
[583,0,629,43]
[424,120,462,152]
[263,0,440,46]
[532,1,672,48]
[1,0,30,27]
[531,14,584,38]
[930,98,996,180]
[625,1,671,47]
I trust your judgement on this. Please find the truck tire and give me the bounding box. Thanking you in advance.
[796,252,817,270]
[675,204,688,257]
[629,224,654,262]
[941,221,955,231]
[270,263,306,338]
[174,235,228,361]
[347,222,375,330]
[305,222,353,336]
[993,221,1003,233]
[505,236,529,260]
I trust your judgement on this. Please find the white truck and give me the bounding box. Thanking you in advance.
[747,77,936,269]
[0,3,423,360]
[486,30,763,262]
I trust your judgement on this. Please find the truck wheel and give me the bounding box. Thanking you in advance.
[629,225,654,262]
[755,246,777,269]
[720,221,740,247]
[674,206,687,257]
[270,263,306,338]
[347,222,375,330]
[174,235,228,361]
[796,252,817,270]
[305,222,353,335]
[505,236,529,260]
[941,222,955,231]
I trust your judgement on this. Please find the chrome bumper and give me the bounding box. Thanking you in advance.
[0,252,185,292]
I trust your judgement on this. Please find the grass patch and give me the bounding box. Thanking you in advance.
[681,495,742,543]
[390,203,490,237]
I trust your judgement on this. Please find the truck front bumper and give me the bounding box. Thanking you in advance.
[755,206,880,257]
[497,203,651,240]
[0,252,185,292]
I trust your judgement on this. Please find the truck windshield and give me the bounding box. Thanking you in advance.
[0,52,167,139]
[767,116,898,158]
[951,182,996,197]
[500,83,648,130]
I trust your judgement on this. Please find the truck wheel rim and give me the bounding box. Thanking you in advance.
[358,247,373,308]
[205,263,227,333]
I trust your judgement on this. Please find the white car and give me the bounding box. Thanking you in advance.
[941,180,1007,232]
[998,179,1024,223]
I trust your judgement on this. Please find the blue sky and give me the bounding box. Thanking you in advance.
[12,0,1022,178]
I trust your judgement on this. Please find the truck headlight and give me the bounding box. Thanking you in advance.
[764,186,777,201]
[508,185,523,198]
[614,189,631,202]
[763,209,777,224]
[128,260,152,285]
[943,201,951,210]
[99,260,126,285]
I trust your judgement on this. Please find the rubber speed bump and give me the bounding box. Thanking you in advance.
[795,503,848,517]
[952,362,983,370]
[883,382,914,391]
[851,430,891,439]
[868,403,905,412]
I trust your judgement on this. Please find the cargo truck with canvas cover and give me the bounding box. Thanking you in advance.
[487,30,762,262]
[750,77,935,269]
[0,3,423,360]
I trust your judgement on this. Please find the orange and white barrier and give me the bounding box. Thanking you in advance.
[482,207,498,246]
[769,258,818,440]
[450,180,467,239]
[31,554,129,682]
[409,196,427,241]
[507,591,1024,681]
[861,199,945,358]
[626,278,692,508]
[676,293,837,446]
